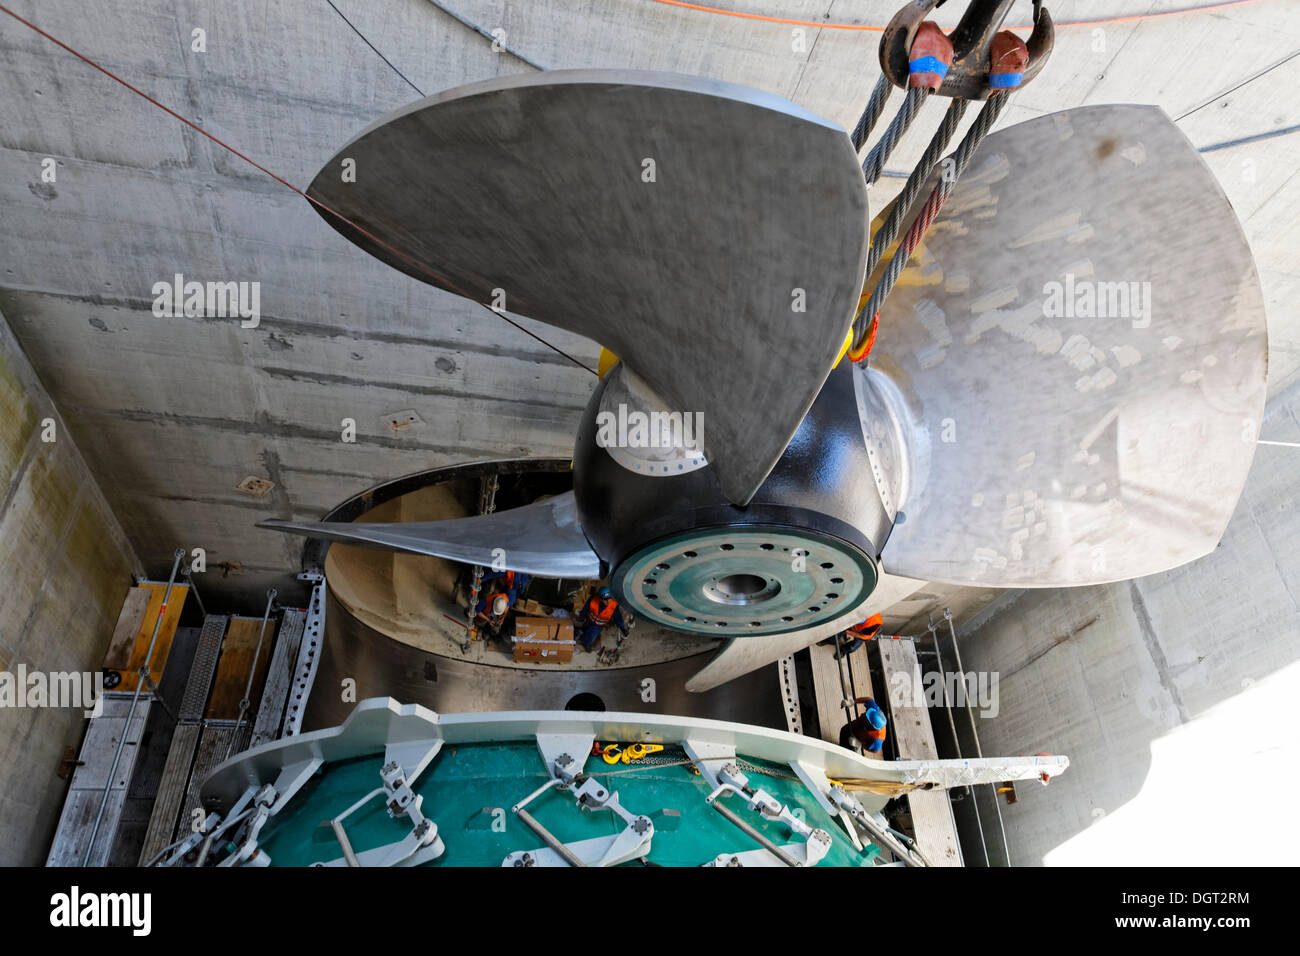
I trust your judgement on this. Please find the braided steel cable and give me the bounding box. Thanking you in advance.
[852,92,1012,356]
[850,74,894,151]
[860,86,931,186]
[863,97,969,280]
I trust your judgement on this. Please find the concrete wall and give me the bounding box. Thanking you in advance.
[0,307,143,866]
[956,377,1300,865]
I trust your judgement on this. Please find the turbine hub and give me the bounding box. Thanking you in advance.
[613,527,875,637]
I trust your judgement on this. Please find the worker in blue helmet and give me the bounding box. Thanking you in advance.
[839,697,888,755]
[575,585,629,651]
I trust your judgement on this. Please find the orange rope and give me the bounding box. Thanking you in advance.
[847,311,879,362]
[650,0,882,30]
[647,0,1271,32]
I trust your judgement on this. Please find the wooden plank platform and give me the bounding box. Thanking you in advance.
[205,616,277,720]
[107,582,190,694]
[138,722,201,864]
[46,697,152,867]
[806,640,877,747]
[177,724,244,839]
[102,587,151,669]
[878,638,963,866]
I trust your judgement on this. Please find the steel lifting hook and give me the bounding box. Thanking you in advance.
[880,0,1055,99]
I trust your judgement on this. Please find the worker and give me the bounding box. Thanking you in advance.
[575,586,629,651]
[817,612,883,658]
[840,697,888,755]
[471,569,530,625]
[473,592,512,640]
[479,569,530,606]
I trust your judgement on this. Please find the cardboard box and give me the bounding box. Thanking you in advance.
[513,616,575,663]
[517,598,549,617]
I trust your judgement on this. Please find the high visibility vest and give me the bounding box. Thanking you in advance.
[849,612,883,637]
[502,571,515,590]
[586,596,618,625]
[477,588,510,619]
[852,702,888,751]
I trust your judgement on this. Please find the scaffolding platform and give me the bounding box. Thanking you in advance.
[878,637,963,866]
[137,614,228,864]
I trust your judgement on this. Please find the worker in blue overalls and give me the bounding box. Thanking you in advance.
[840,698,888,756]
[473,570,530,641]
[575,587,629,652]
[475,569,530,616]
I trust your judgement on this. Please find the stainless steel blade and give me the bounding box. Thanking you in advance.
[307,70,869,506]
[870,105,1268,587]
[259,490,601,578]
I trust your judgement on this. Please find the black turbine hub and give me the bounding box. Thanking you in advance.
[573,361,891,637]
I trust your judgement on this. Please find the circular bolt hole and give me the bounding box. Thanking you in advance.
[826,592,839,599]
[781,616,794,623]
[660,607,672,613]
[656,563,670,570]
[685,616,697,623]
[719,543,735,551]
[760,543,774,550]
[646,593,658,600]
[820,562,834,569]
[750,621,762,628]
[683,550,698,558]
[830,577,844,584]
[809,606,821,613]
[716,622,728,628]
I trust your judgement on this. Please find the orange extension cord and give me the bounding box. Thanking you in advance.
[647,0,1272,32]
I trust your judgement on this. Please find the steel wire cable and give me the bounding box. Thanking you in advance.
[853,91,1011,354]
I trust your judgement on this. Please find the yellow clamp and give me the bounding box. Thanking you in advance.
[597,742,664,764]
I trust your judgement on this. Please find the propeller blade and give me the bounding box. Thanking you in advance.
[259,491,601,579]
[307,70,869,506]
[869,105,1268,588]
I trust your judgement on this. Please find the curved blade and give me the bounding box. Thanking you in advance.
[308,70,869,506]
[259,491,601,578]
[869,105,1268,588]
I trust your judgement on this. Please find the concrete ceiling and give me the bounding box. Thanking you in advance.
[1,0,1297,617]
